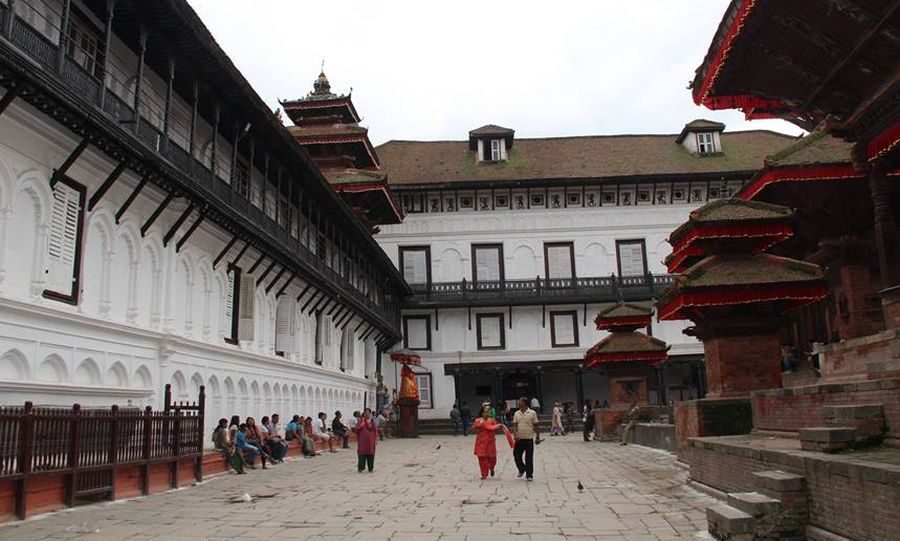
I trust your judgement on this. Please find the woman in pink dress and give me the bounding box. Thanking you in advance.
[472,405,512,479]
[353,407,378,472]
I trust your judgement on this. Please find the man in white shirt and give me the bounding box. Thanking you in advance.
[313,412,337,453]
[530,396,541,414]
[513,396,540,482]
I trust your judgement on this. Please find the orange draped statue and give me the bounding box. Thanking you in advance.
[399,364,419,401]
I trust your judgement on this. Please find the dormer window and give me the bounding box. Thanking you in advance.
[469,124,515,164]
[490,139,502,161]
[696,132,716,154]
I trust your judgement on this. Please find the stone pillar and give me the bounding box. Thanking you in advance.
[697,324,782,398]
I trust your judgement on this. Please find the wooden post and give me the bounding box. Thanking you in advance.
[210,103,220,178]
[108,404,119,501]
[57,0,73,72]
[98,0,116,109]
[5,0,17,38]
[870,169,900,289]
[188,80,199,173]
[171,411,181,489]
[162,55,175,151]
[140,406,152,495]
[14,401,35,520]
[65,403,81,507]
[164,383,172,413]
[132,27,147,134]
[196,385,205,482]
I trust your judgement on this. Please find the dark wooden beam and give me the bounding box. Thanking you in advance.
[255,260,277,286]
[301,290,321,313]
[273,271,295,296]
[175,210,205,252]
[116,176,149,224]
[337,310,355,329]
[354,319,368,333]
[212,236,238,270]
[139,192,174,236]
[296,282,313,303]
[87,161,127,211]
[0,86,20,118]
[313,296,331,314]
[247,253,266,275]
[264,266,287,293]
[328,301,343,317]
[162,203,194,247]
[229,240,250,268]
[50,137,90,188]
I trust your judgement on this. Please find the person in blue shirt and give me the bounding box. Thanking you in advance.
[235,423,261,469]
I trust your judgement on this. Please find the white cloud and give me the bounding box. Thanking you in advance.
[186,0,804,145]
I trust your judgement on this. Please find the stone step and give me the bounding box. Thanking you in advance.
[726,492,781,517]
[823,404,885,444]
[707,503,755,541]
[752,470,806,494]
[799,426,856,453]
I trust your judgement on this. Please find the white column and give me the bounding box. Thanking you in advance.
[0,207,11,291]
[99,250,113,316]
[29,224,49,298]
[202,287,211,342]
[126,261,139,323]
[161,246,176,332]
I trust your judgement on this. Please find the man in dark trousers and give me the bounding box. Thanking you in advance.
[583,400,596,442]
[512,396,540,482]
[460,401,473,436]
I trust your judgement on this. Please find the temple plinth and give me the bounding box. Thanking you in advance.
[584,303,669,440]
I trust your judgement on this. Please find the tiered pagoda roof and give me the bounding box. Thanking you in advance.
[665,199,794,273]
[584,303,669,368]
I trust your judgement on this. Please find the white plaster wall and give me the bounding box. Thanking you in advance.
[0,100,376,442]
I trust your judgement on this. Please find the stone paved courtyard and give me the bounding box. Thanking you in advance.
[1,436,716,540]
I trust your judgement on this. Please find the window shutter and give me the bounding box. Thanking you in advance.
[402,249,428,284]
[479,315,503,348]
[238,273,255,340]
[618,242,646,276]
[482,141,491,162]
[224,269,235,337]
[552,313,575,345]
[405,317,428,349]
[546,245,573,279]
[416,375,431,408]
[275,299,294,354]
[46,182,82,295]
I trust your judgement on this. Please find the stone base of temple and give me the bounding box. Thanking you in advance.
[674,397,753,462]
[818,328,900,383]
[397,399,420,438]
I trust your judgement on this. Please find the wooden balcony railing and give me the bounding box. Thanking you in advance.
[405,273,675,307]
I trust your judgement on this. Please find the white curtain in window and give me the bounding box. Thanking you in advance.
[546,244,573,279]
[617,242,646,276]
[479,315,502,348]
[402,249,428,284]
[406,317,428,349]
[552,313,576,345]
[474,247,501,281]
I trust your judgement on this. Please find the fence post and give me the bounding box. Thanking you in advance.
[65,403,81,507]
[14,401,34,520]
[171,410,181,489]
[140,406,152,495]
[108,405,119,501]
[196,386,205,482]
[164,383,172,413]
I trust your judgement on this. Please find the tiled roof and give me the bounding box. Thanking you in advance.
[326,169,387,185]
[586,332,669,355]
[764,131,854,168]
[469,124,514,136]
[686,198,793,223]
[597,302,652,319]
[675,254,823,288]
[684,119,726,130]
[376,130,798,185]
[288,125,368,138]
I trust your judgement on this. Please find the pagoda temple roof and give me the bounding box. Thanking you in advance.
[594,302,653,331]
[583,332,669,368]
[597,302,652,319]
[657,254,827,321]
[377,130,796,186]
[765,131,854,168]
[668,198,793,245]
[288,125,369,138]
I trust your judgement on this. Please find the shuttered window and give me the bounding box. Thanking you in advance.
[550,310,578,347]
[44,179,85,304]
[544,242,574,279]
[275,298,295,357]
[616,240,647,277]
[224,267,238,343]
[476,313,505,350]
[399,246,430,285]
[237,271,255,341]
[417,374,433,408]
[403,315,431,350]
[472,244,503,282]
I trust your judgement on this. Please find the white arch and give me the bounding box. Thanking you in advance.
[190,372,204,399]
[134,365,153,388]
[169,370,187,399]
[15,170,52,225]
[0,348,30,380]
[37,354,68,383]
[107,361,129,387]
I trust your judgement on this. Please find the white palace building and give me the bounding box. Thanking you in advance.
[0,0,407,436]
[374,122,798,418]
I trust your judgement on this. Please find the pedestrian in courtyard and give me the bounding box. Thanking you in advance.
[450,404,461,435]
[332,411,351,449]
[460,402,472,436]
[530,395,541,414]
[550,401,565,436]
[513,396,540,481]
[235,423,261,469]
[212,418,245,474]
[472,404,512,479]
[353,407,378,473]
[374,409,387,440]
[314,412,338,453]
[620,400,641,446]
[286,414,317,457]
[583,400,596,442]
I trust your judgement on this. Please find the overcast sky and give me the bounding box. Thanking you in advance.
[186,0,803,146]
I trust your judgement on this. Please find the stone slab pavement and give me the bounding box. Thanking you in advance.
[0,435,717,540]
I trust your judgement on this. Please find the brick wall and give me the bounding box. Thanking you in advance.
[883,285,900,330]
[819,329,900,383]
[689,438,900,541]
[674,397,752,462]
[703,333,782,397]
[752,378,900,441]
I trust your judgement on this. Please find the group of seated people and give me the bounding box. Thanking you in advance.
[211,410,364,474]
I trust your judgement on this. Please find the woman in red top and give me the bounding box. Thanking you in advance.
[472,405,512,479]
[353,407,378,473]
